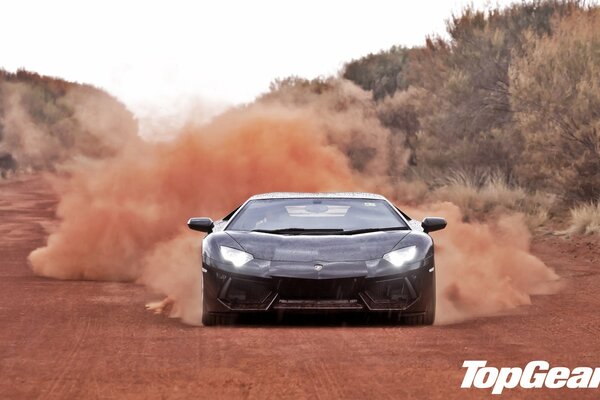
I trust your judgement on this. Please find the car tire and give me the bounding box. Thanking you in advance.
[403,290,435,326]
[201,302,238,326]
[202,312,237,326]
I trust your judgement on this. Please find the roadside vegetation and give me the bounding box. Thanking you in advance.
[0,70,138,177]
[265,0,600,234]
[568,202,600,235]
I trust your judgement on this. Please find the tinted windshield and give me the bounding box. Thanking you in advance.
[226,198,407,233]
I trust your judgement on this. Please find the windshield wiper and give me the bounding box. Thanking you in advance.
[251,228,344,235]
[340,227,409,235]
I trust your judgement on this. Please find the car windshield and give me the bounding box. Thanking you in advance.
[226,198,408,234]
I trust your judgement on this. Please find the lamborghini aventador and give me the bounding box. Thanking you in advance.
[188,193,446,325]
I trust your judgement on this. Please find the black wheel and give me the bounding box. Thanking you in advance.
[201,302,238,326]
[201,310,217,326]
[402,289,436,326]
[202,312,237,326]
[423,290,436,325]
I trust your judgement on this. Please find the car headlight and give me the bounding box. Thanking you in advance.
[383,246,418,268]
[220,246,253,267]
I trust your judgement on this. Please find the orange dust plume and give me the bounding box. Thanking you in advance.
[28,103,380,324]
[28,99,559,325]
[405,203,559,324]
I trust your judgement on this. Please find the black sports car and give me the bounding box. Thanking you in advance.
[188,193,446,326]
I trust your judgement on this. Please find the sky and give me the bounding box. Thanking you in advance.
[1,0,518,126]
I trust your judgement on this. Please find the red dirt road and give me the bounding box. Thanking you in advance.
[1,177,599,399]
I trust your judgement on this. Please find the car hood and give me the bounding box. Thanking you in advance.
[225,230,410,262]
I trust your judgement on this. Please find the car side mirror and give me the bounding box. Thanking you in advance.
[187,217,214,233]
[422,217,447,233]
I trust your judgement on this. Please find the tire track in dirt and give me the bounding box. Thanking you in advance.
[45,316,92,398]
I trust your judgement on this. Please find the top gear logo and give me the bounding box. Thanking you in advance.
[461,360,600,395]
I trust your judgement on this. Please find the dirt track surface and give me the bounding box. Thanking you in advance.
[1,177,599,399]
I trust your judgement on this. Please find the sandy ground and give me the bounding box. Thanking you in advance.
[0,177,599,399]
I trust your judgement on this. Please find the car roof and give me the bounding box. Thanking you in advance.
[248,192,388,201]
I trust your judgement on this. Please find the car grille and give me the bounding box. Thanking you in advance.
[274,277,364,300]
[217,274,422,311]
[274,299,363,310]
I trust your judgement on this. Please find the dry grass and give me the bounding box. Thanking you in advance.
[432,170,554,230]
[568,202,600,235]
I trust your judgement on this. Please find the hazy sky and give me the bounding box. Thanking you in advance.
[2,0,517,120]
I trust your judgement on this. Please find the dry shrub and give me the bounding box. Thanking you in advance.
[0,70,139,174]
[376,87,425,169]
[432,170,554,229]
[568,202,600,235]
[510,8,600,203]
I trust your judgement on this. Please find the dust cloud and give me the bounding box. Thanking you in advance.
[26,89,559,325]
[406,203,559,324]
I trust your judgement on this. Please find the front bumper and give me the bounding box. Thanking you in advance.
[202,257,435,314]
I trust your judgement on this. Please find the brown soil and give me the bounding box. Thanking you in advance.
[0,177,598,399]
